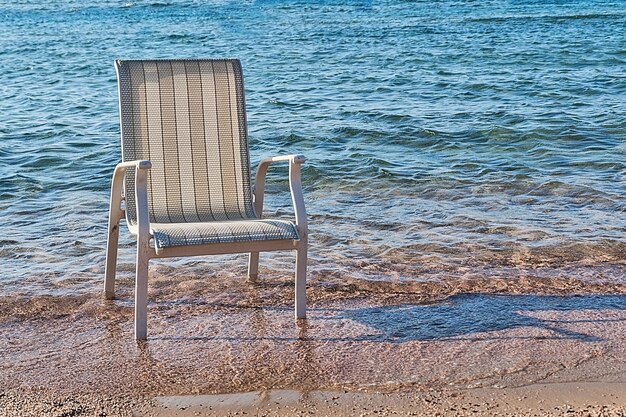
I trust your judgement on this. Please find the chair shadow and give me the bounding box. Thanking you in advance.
[150,294,625,343]
[337,293,626,343]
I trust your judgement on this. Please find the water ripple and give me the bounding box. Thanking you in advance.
[0,0,625,294]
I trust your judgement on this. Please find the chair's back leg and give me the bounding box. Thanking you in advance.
[104,224,120,299]
[248,252,260,281]
[295,239,307,319]
[104,189,124,299]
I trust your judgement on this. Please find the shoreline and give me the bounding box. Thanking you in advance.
[2,382,625,416]
[151,383,626,416]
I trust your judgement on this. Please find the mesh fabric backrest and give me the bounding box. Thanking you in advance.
[115,59,255,225]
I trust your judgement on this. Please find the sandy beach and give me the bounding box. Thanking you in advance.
[1,272,624,416]
[2,383,625,416]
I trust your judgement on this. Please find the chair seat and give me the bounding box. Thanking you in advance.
[151,219,299,250]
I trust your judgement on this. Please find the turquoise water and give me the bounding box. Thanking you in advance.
[1,0,625,295]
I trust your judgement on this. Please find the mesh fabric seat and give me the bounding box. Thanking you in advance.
[105,59,308,340]
[151,219,298,249]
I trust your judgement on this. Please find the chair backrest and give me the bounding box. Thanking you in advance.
[115,59,256,226]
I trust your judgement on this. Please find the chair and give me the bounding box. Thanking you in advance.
[104,59,308,340]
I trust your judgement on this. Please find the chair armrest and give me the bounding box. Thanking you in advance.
[259,154,306,165]
[254,155,307,238]
[108,160,152,230]
[115,160,153,171]
[109,160,152,210]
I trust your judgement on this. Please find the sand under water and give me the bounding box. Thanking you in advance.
[1,265,625,416]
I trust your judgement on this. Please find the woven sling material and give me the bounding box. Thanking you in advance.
[115,59,298,250]
[151,219,298,248]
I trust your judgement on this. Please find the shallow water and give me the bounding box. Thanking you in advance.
[1,292,625,394]
[1,0,625,297]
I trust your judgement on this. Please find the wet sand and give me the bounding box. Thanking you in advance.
[149,383,626,416]
[2,383,625,416]
[1,272,625,416]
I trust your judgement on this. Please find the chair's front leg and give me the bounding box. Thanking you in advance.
[135,236,150,341]
[295,238,307,319]
[288,159,308,320]
[133,162,152,341]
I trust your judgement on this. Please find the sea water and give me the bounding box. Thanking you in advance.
[1,0,625,297]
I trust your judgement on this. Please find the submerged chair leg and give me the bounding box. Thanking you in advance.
[135,246,149,341]
[295,241,307,319]
[248,252,259,281]
[104,222,120,299]
[133,163,151,340]
[104,187,124,300]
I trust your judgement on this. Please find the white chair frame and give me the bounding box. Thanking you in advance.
[104,153,308,340]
